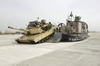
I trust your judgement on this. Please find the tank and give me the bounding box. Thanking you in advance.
[60,12,89,42]
[8,20,55,44]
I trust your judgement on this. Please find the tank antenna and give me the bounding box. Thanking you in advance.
[37,17,39,21]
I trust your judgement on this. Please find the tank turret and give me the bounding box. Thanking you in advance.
[8,26,44,35]
[40,20,52,31]
[8,20,52,35]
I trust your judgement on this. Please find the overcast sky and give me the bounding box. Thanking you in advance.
[0,0,100,31]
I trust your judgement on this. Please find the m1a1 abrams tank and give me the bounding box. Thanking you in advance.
[60,12,89,42]
[8,19,55,44]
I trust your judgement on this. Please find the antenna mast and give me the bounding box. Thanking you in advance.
[70,11,73,21]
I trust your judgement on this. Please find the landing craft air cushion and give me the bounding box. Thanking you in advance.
[60,12,89,42]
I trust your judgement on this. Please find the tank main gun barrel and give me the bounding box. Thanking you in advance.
[8,26,28,32]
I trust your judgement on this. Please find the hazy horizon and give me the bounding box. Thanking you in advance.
[0,0,100,31]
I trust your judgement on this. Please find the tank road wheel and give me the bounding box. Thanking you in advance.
[43,38,46,42]
[51,34,53,37]
[48,35,50,39]
[46,37,48,40]
[45,37,47,41]
[50,34,52,37]
[46,36,49,40]
[51,33,54,37]
[41,39,44,43]
[38,40,42,43]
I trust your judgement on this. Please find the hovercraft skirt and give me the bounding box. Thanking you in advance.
[60,34,89,42]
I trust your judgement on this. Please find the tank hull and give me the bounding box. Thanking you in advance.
[60,33,89,42]
[15,26,55,44]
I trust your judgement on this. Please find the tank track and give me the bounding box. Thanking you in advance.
[36,32,55,44]
[60,34,89,42]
